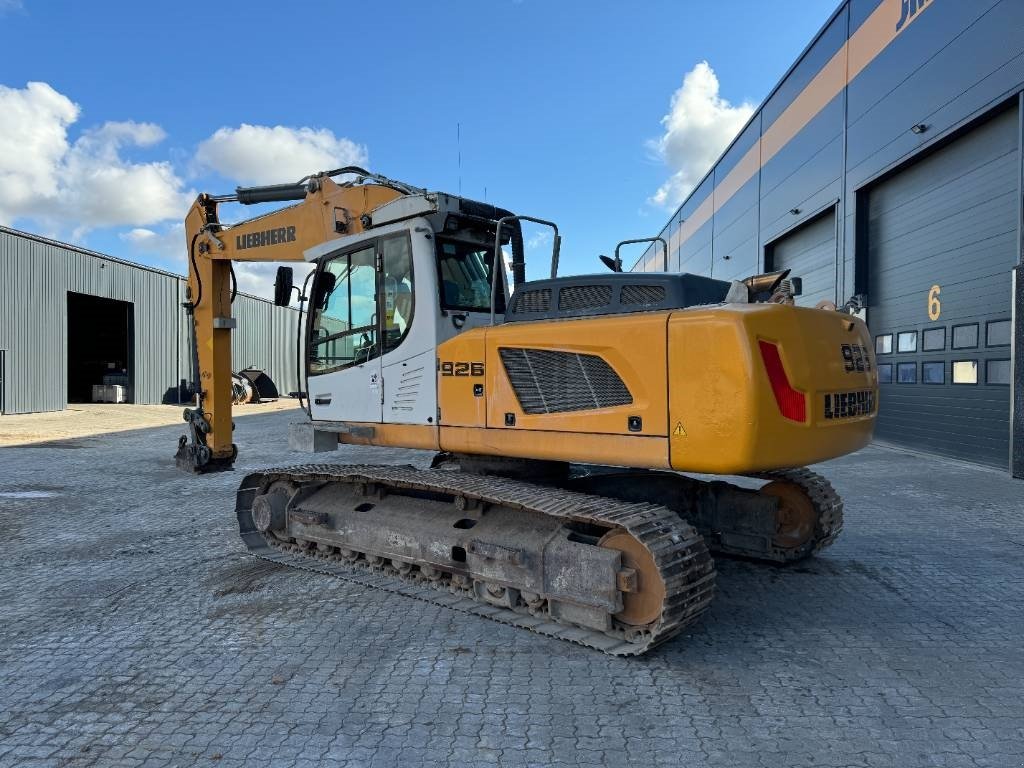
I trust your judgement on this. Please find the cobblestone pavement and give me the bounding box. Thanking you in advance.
[1,409,1022,767]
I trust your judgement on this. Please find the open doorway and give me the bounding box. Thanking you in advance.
[67,292,134,404]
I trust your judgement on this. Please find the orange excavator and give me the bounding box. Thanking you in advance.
[176,167,877,654]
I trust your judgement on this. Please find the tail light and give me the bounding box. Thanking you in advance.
[758,340,807,423]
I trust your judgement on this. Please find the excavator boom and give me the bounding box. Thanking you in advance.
[176,168,408,472]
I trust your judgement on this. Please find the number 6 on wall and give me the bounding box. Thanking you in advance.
[927,284,941,321]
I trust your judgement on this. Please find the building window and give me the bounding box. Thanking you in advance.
[922,361,944,384]
[875,334,892,355]
[877,363,893,383]
[897,331,918,353]
[897,362,917,383]
[922,327,945,351]
[986,359,1011,385]
[986,319,1011,347]
[952,360,978,384]
[952,324,979,349]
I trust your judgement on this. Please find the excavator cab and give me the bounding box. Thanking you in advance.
[293,194,528,428]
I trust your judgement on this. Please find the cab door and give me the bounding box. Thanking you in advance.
[306,241,383,423]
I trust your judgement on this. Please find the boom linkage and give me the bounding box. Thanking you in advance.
[175,169,408,474]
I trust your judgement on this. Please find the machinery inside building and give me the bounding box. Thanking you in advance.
[66,292,134,404]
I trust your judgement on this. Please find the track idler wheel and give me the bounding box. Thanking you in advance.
[252,483,292,534]
[599,530,665,627]
[760,479,818,552]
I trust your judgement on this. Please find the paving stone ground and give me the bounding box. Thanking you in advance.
[1,407,1022,767]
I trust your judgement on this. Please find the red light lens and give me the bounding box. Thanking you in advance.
[758,340,807,423]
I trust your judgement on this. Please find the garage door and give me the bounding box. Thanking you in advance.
[768,209,837,307]
[866,106,1018,468]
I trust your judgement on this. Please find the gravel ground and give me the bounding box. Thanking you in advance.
[0,402,300,446]
[1,407,1022,767]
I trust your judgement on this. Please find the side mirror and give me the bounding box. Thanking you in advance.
[313,271,336,310]
[599,254,623,273]
[274,266,294,307]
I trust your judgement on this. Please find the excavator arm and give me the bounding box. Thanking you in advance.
[175,167,410,473]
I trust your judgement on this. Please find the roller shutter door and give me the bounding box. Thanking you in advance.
[866,106,1018,468]
[768,209,837,307]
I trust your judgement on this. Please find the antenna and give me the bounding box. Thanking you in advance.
[457,122,462,196]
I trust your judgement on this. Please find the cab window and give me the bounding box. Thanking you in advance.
[436,237,505,313]
[308,233,414,374]
[381,234,414,353]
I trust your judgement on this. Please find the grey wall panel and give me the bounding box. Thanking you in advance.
[714,114,761,182]
[713,169,759,235]
[0,233,63,413]
[762,9,848,132]
[667,211,685,271]
[0,227,298,414]
[678,218,714,276]
[231,294,272,374]
[712,175,760,281]
[760,94,844,201]
[713,234,758,283]
[847,0,1005,129]
[847,1,1024,189]
[230,294,300,394]
[680,175,714,222]
[0,231,182,412]
[761,143,843,241]
[867,105,1018,468]
[271,306,302,397]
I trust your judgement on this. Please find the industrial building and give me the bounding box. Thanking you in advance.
[633,0,1024,477]
[0,226,299,415]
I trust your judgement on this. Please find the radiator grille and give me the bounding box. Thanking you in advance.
[559,285,612,311]
[620,284,666,306]
[498,348,633,414]
[511,288,552,314]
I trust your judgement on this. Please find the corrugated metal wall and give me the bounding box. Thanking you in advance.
[0,227,300,414]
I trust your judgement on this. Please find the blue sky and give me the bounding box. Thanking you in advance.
[0,0,835,295]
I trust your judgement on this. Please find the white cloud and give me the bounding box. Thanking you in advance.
[0,82,78,223]
[63,121,192,230]
[119,224,185,265]
[0,82,370,302]
[0,0,24,13]
[648,61,754,208]
[0,82,192,231]
[194,124,368,185]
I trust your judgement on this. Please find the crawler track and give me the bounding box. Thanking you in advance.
[236,464,715,655]
[749,467,844,561]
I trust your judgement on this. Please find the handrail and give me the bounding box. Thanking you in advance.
[490,215,561,325]
[615,237,669,272]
